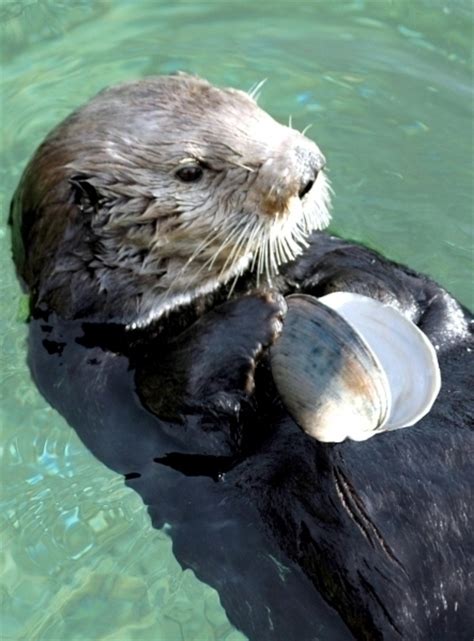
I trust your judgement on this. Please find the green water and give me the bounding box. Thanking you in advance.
[1,2,472,640]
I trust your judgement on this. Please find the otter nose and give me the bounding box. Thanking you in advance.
[295,145,326,200]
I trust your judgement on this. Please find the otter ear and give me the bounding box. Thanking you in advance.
[69,174,102,213]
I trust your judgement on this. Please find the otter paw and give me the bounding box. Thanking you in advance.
[136,291,287,422]
[189,290,287,398]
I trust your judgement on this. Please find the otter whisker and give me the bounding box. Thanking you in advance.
[279,225,295,262]
[227,159,256,173]
[218,220,253,280]
[187,218,255,297]
[288,114,293,129]
[250,219,265,279]
[191,240,230,282]
[301,123,313,136]
[202,227,238,274]
[162,228,221,299]
[276,233,293,263]
[263,237,271,285]
[282,231,301,261]
[226,232,252,284]
[273,234,283,267]
[248,78,267,102]
[161,227,227,303]
[186,220,248,292]
[252,221,265,273]
[256,231,267,286]
[241,219,262,269]
[206,222,245,273]
[268,229,279,275]
[223,217,260,285]
[264,233,273,282]
[180,252,223,295]
[262,233,269,282]
[268,236,277,283]
[177,228,219,273]
[271,233,280,274]
[226,271,242,299]
[270,225,282,265]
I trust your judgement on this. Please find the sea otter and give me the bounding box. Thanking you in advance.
[10,75,473,641]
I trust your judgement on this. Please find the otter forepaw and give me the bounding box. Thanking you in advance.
[136,291,287,423]
[189,290,287,398]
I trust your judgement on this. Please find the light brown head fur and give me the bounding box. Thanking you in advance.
[11,74,331,325]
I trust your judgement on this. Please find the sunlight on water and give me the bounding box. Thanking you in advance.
[1,1,472,639]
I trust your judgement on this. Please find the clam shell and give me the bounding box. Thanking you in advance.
[270,294,391,442]
[319,292,441,430]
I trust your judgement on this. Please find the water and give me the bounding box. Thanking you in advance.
[1,1,472,640]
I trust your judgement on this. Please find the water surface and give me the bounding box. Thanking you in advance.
[1,2,472,640]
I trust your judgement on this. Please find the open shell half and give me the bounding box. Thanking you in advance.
[270,293,441,442]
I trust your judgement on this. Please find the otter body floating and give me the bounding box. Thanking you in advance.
[271,292,441,442]
[10,74,472,639]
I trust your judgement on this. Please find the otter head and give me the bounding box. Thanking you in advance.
[11,74,331,326]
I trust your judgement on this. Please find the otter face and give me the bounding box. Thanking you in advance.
[12,74,331,325]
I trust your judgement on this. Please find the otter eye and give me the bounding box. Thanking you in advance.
[176,164,204,182]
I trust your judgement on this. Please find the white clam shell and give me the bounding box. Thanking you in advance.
[270,292,442,443]
[319,292,441,431]
[270,295,391,442]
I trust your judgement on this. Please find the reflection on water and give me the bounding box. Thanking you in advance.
[1,1,472,639]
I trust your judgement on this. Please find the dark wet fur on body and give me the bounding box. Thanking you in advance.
[10,76,474,641]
